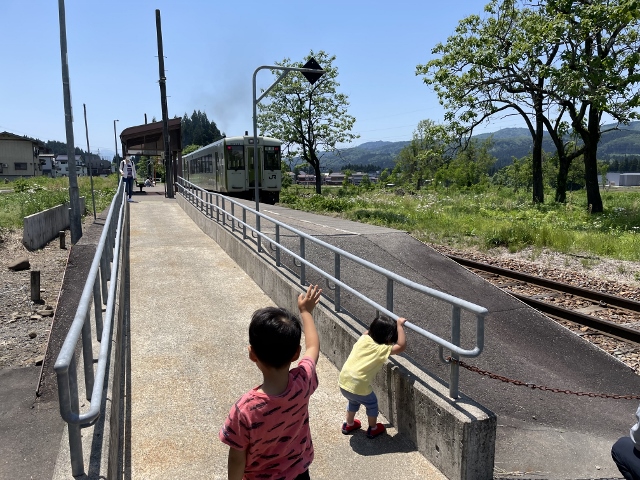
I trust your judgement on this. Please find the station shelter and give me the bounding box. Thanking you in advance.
[119,118,182,196]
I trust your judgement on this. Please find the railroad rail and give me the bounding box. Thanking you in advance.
[447,255,640,344]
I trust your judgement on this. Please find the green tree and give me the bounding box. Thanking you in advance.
[182,144,201,156]
[394,119,448,189]
[545,0,640,212]
[418,0,559,203]
[257,50,359,194]
[181,110,224,147]
[360,174,372,190]
[435,140,496,189]
[598,160,610,188]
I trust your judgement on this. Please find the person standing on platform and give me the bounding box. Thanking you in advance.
[119,156,136,202]
[612,403,640,480]
[338,315,407,439]
[219,284,322,480]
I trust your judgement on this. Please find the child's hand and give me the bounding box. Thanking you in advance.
[298,284,322,314]
[397,317,407,326]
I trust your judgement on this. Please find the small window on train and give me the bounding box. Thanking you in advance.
[264,146,281,171]
[227,145,244,171]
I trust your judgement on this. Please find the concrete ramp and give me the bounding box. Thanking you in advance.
[122,194,447,479]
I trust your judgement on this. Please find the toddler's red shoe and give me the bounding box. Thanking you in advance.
[341,419,361,434]
[366,423,386,439]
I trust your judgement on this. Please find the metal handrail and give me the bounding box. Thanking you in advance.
[54,179,126,476]
[176,177,488,398]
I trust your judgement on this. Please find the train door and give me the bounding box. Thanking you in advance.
[262,145,281,190]
[226,144,245,193]
[214,150,219,191]
[247,146,262,192]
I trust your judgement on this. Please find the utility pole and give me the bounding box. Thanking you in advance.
[113,119,119,165]
[83,104,97,219]
[156,9,173,198]
[57,0,82,245]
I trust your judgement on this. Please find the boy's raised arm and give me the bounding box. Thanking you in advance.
[298,284,322,364]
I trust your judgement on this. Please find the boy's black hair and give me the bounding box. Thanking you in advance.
[249,307,302,369]
[368,315,398,345]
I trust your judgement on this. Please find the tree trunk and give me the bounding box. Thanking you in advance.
[532,93,545,203]
[583,107,603,213]
[555,156,570,203]
[583,146,603,212]
[313,163,322,194]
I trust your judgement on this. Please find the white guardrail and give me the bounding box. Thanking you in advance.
[176,176,488,399]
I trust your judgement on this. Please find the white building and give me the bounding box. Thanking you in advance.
[39,153,56,177]
[55,155,86,177]
[618,173,640,186]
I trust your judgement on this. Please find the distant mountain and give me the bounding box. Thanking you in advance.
[317,121,640,172]
[317,140,409,171]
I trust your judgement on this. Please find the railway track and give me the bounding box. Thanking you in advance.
[447,254,640,344]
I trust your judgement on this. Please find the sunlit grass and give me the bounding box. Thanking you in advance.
[279,186,640,261]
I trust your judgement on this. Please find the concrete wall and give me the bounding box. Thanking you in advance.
[23,197,86,250]
[178,196,497,480]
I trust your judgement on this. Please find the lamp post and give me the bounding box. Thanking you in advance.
[252,58,324,252]
[113,119,119,165]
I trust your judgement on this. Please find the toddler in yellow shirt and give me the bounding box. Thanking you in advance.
[338,315,407,438]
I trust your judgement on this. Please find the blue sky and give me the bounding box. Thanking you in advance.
[0,0,524,160]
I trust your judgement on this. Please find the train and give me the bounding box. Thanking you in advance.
[181,134,282,204]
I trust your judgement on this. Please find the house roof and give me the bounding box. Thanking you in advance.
[0,131,44,147]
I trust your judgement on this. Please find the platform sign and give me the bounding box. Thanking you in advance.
[302,57,324,85]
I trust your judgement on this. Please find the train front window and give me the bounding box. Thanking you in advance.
[264,146,280,171]
[227,145,244,170]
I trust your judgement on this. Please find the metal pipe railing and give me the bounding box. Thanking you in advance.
[54,179,126,476]
[176,177,488,398]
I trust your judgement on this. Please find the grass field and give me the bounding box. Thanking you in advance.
[0,175,119,231]
[279,185,640,262]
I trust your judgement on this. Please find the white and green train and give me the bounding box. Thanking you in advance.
[182,135,282,204]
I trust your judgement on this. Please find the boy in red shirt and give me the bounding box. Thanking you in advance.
[219,285,322,480]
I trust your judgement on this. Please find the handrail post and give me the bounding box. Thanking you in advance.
[206,192,210,217]
[450,306,461,399]
[231,202,235,232]
[67,356,84,475]
[386,278,394,313]
[243,208,247,239]
[257,211,262,253]
[275,224,281,266]
[300,237,306,286]
[100,249,109,302]
[93,271,103,339]
[222,197,226,227]
[216,194,220,223]
[81,310,94,400]
[334,253,341,312]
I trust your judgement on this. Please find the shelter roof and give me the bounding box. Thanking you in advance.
[120,118,182,156]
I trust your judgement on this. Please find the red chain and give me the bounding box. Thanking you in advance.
[447,357,640,400]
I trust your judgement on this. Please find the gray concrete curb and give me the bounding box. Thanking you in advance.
[178,195,497,480]
[23,197,86,250]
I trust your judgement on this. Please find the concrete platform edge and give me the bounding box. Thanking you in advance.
[178,196,497,480]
